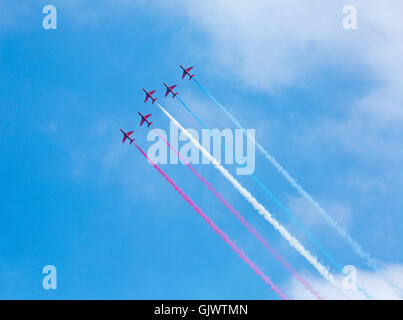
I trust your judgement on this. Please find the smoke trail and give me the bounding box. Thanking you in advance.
[133,142,288,300]
[192,78,403,297]
[177,96,207,129]
[151,125,323,299]
[192,79,378,268]
[174,95,371,299]
[155,102,347,297]
[174,96,342,269]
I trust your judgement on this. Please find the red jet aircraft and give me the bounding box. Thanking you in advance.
[180,65,195,80]
[142,88,157,104]
[163,82,178,98]
[120,129,135,144]
[138,112,153,128]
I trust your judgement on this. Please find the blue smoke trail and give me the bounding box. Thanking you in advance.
[176,81,372,298]
[193,78,376,267]
[175,92,344,267]
[193,77,403,298]
[158,101,349,298]
[177,96,207,129]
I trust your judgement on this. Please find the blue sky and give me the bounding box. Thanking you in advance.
[1,0,402,299]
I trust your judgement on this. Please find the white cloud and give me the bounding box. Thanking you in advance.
[160,0,403,168]
[160,1,403,90]
[167,0,345,90]
[287,264,403,299]
[5,1,402,126]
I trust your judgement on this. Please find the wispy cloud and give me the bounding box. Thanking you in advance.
[160,0,403,164]
[287,264,403,300]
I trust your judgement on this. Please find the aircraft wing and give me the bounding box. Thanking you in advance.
[144,114,151,119]
[165,88,170,97]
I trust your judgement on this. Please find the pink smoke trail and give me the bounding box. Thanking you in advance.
[133,142,288,300]
[151,126,323,300]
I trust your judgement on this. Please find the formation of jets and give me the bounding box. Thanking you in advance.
[122,65,194,142]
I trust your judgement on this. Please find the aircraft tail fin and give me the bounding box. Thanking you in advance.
[148,122,153,128]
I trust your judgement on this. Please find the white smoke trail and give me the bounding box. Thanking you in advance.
[193,80,403,298]
[257,138,377,265]
[194,79,379,269]
[156,102,347,296]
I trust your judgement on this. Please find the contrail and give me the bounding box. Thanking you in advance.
[133,142,288,300]
[156,102,347,297]
[151,125,323,299]
[173,95,371,299]
[175,95,342,269]
[192,79,377,269]
[177,96,206,129]
[191,78,403,297]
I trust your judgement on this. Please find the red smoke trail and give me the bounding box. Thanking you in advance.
[134,143,288,300]
[151,126,323,300]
